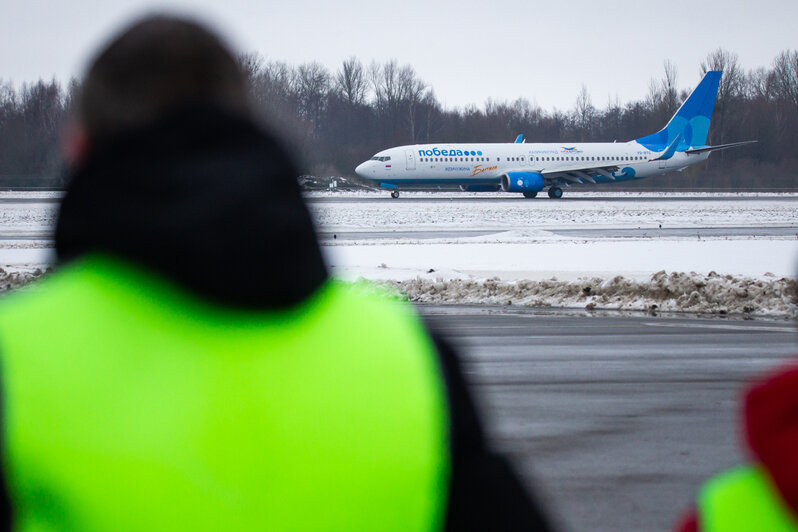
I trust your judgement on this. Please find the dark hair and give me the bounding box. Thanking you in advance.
[78,15,250,142]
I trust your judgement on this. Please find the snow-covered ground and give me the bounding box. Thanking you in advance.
[309,193,798,232]
[310,192,798,316]
[324,239,798,281]
[1,191,797,316]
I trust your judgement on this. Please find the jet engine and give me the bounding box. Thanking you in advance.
[500,172,545,193]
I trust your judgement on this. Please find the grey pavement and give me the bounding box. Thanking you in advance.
[0,197,61,203]
[317,230,500,241]
[307,194,798,203]
[419,306,798,532]
[551,226,798,239]
[6,226,797,242]
[318,226,798,241]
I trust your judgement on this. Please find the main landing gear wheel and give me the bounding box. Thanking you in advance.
[390,190,400,199]
[523,191,537,198]
[547,186,563,199]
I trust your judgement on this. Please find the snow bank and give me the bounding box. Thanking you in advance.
[0,267,45,293]
[382,271,798,317]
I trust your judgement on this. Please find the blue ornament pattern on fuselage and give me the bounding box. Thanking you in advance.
[611,167,636,180]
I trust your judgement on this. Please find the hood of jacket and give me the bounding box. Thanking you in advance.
[745,361,798,516]
[56,105,327,309]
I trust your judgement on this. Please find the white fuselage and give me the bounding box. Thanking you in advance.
[355,141,710,190]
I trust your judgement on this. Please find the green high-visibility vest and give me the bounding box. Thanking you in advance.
[0,255,450,531]
[699,465,798,531]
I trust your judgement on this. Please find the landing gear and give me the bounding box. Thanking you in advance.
[523,191,537,198]
[390,190,400,199]
[547,186,563,199]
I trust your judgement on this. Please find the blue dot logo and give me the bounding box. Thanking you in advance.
[477,151,482,156]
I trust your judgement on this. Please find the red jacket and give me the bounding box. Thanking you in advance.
[677,362,798,531]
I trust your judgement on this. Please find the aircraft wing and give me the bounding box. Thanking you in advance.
[537,164,622,183]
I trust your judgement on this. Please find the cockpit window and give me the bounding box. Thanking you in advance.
[370,156,392,162]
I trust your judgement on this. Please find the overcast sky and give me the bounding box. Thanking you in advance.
[2,0,797,111]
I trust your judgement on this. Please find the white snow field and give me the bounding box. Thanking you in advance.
[0,191,796,316]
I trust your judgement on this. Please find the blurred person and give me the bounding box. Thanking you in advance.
[676,363,798,531]
[0,15,553,531]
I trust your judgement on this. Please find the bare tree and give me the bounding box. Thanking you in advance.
[746,67,771,100]
[294,62,330,137]
[574,84,595,140]
[770,50,798,110]
[334,57,368,106]
[701,48,744,144]
[646,61,680,127]
[398,65,427,142]
[237,52,264,87]
[662,60,679,115]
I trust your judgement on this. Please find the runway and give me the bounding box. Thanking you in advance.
[316,226,798,241]
[421,305,798,532]
[307,194,798,204]
[4,226,796,243]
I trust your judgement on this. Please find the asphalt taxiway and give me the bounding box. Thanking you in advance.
[420,306,797,532]
[316,226,798,241]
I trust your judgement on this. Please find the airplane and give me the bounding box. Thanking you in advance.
[354,71,755,198]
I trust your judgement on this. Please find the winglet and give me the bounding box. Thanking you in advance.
[514,134,524,143]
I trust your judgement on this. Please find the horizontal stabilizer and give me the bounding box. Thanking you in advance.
[685,140,758,154]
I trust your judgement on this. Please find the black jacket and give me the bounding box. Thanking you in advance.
[4,106,552,531]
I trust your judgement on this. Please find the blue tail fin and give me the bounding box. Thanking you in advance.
[635,70,722,151]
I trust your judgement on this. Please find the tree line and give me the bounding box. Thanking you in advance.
[1,48,797,189]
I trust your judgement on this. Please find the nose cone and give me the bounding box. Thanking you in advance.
[355,161,368,178]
